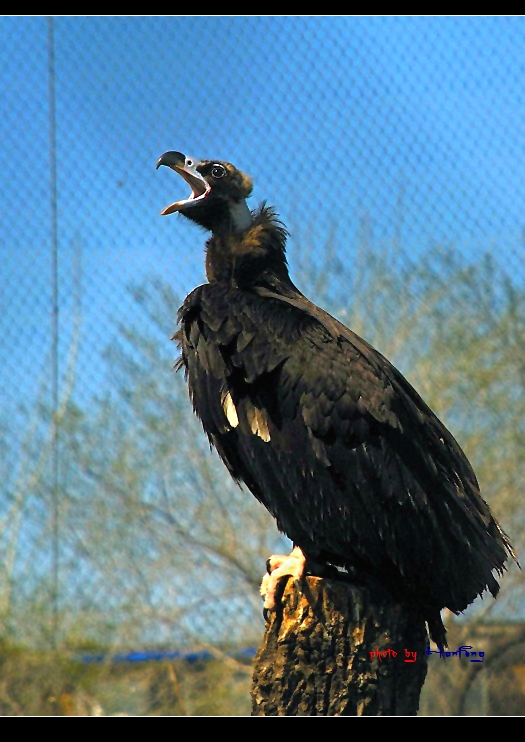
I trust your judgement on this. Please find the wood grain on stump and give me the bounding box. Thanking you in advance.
[251,575,429,716]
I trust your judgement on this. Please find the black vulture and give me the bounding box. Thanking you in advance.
[156,150,516,647]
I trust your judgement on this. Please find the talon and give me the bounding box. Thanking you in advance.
[263,607,272,623]
[259,546,307,612]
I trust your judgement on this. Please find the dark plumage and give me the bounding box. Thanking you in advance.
[157,150,516,647]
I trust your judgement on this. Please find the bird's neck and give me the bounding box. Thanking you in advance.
[229,199,253,232]
[205,204,290,288]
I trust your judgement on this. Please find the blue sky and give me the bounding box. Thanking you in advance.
[2,15,525,411]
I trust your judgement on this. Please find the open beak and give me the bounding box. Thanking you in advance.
[156,151,211,215]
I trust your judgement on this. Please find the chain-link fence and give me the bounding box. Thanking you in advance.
[1,15,524,715]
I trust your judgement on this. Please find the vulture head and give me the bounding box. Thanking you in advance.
[156,151,254,234]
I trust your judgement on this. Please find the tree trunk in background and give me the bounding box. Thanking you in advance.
[251,576,429,716]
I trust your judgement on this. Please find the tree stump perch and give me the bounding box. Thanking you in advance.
[251,575,429,716]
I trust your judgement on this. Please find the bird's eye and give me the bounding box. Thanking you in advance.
[211,164,226,179]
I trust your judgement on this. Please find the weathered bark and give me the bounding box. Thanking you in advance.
[251,575,428,716]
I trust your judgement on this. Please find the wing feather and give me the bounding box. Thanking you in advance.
[177,281,513,615]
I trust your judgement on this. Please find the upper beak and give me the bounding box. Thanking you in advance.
[156,151,210,215]
[156,150,187,171]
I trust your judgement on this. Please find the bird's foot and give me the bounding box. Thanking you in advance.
[261,546,306,618]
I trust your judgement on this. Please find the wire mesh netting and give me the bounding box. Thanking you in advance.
[1,16,524,715]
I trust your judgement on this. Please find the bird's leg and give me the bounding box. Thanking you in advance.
[260,545,306,613]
